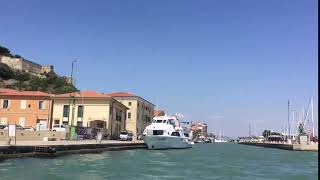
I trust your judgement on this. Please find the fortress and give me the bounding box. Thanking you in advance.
[0,55,54,75]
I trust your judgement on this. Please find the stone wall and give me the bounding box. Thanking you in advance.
[0,55,54,75]
[41,65,54,74]
[0,130,67,141]
[0,56,23,70]
[21,59,42,74]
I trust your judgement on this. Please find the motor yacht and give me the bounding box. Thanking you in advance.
[143,115,192,150]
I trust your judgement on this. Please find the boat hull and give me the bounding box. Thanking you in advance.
[144,136,192,150]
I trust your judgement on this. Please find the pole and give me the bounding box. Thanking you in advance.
[69,60,76,139]
[311,97,314,138]
[288,100,290,140]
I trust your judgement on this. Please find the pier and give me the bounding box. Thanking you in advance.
[0,140,147,161]
[238,142,318,152]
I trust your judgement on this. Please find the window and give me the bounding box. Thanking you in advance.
[153,130,163,135]
[2,100,9,109]
[19,117,26,127]
[0,118,7,125]
[77,106,84,118]
[128,112,131,119]
[63,105,70,117]
[156,120,162,123]
[77,122,82,127]
[171,132,181,137]
[20,100,27,109]
[169,119,175,125]
[54,120,60,124]
[128,102,132,106]
[163,120,167,123]
[39,101,45,110]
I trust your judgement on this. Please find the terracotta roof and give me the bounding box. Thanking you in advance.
[54,90,111,98]
[54,90,129,110]
[0,88,50,97]
[104,92,136,97]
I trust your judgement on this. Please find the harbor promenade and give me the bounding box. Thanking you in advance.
[0,140,147,160]
[239,142,318,152]
[0,139,144,146]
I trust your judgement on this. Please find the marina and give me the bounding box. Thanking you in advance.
[0,0,318,179]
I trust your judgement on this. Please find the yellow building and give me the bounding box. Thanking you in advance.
[106,92,155,137]
[51,91,128,139]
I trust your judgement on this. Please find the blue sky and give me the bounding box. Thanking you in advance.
[0,0,318,137]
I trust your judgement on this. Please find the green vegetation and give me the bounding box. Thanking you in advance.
[0,45,78,94]
[0,63,77,94]
[0,66,77,94]
[262,129,282,137]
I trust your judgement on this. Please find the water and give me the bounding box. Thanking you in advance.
[0,143,317,180]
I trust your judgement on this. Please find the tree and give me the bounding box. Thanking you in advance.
[0,45,11,56]
[0,62,14,80]
[262,129,272,138]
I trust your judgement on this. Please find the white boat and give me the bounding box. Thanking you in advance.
[143,115,192,150]
[214,131,228,143]
[213,138,228,143]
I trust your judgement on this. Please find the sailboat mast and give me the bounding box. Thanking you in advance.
[311,97,314,138]
[288,100,291,139]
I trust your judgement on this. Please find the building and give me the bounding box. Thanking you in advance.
[0,55,53,75]
[0,88,51,130]
[154,110,165,117]
[51,91,128,139]
[105,92,155,137]
[191,122,208,137]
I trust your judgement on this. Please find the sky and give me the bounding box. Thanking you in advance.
[0,0,318,137]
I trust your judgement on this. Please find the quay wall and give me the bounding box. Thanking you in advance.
[239,142,318,151]
[239,142,293,150]
[0,142,147,160]
[0,130,67,141]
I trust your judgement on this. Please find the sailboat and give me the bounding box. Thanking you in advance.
[214,131,228,143]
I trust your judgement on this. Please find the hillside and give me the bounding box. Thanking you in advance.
[0,45,78,94]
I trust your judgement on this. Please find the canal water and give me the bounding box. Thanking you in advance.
[0,143,317,180]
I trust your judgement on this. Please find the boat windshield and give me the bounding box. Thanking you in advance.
[156,120,163,123]
[163,120,167,123]
[168,119,175,125]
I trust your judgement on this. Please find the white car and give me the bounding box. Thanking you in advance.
[119,131,133,141]
[23,126,35,131]
[52,124,67,132]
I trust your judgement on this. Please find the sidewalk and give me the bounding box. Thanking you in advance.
[0,140,144,146]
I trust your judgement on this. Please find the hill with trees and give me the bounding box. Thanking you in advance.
[0,45,78,94]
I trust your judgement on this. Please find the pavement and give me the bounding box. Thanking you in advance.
[0,140,145,146]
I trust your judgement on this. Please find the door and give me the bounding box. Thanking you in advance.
[18,117,26,127]
[36,120,48,131]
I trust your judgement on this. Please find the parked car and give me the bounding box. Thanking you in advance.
[119,131,133,141]
[52,124,67,132]
[3,125,24,130]
[0,125,7,129]
[23,126,35,131]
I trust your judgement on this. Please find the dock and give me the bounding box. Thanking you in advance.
[0,140,147,161]
[238,142,318,152]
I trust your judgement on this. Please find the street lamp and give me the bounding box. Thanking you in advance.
[68,60,77,140]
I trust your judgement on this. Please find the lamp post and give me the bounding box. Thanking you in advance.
[68,60,77,140]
